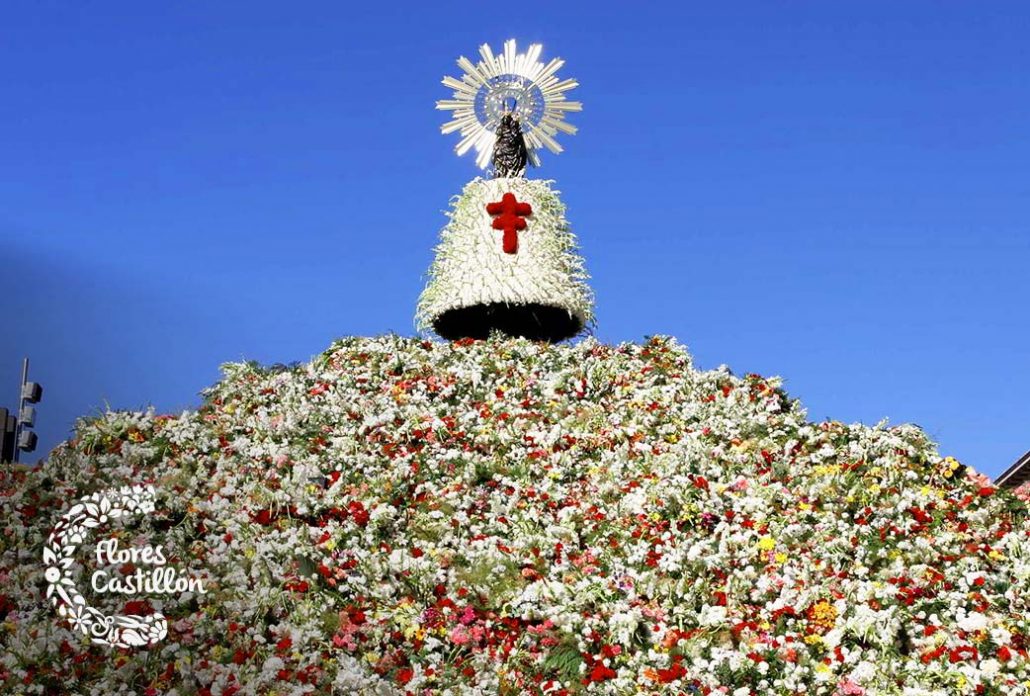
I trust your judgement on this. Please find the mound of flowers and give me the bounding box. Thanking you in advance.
[1,335,1028,695]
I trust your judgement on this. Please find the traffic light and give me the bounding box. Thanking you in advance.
[0,408,15,462]
[17,430,37,453]
[11,360,43,462]
[21,381,42,404]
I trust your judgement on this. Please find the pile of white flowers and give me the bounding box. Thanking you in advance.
[0,335,1027,695]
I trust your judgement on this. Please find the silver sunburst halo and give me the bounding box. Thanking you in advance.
[437,39,582,170]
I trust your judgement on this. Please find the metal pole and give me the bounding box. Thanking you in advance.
[13,357,27,464]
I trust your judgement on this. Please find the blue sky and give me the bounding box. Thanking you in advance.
[1,2,1028,476]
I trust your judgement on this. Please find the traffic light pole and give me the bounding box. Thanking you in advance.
[13,358,27,463]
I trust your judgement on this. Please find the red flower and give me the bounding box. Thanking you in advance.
[948,645,978,663]
[348,500,370,527]
[396,667,414,684]
[123,599,152,615]
[657,662,687,683]
[284,579,309,593]
[588,663,617,682]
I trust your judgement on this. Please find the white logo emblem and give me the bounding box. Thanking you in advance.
[44,484,205,648]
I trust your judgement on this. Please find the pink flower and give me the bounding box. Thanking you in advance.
[332,633,356,649]
[965,469,992,488]
[449,625,470,645]
[459,606,476,625]
[836,678,865,695]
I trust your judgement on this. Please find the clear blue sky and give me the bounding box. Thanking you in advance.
[2,2,1028,476]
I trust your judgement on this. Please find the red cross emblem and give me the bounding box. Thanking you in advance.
[486,192,532,254]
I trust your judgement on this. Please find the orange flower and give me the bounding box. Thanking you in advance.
[806,600,838,634]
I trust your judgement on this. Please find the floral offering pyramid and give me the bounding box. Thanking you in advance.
[1,335,1028,694]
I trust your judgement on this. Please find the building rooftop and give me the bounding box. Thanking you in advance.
[995,450,1030,489]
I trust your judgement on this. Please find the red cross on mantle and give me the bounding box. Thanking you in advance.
[485,192,532,254]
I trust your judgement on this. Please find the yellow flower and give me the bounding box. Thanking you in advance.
[757,536,776,551]
[775,552,787,565]
[807,600,838,632]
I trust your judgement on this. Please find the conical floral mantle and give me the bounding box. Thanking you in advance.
[417,177,594,342]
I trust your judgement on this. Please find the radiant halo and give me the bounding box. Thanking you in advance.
[437,39,582,170]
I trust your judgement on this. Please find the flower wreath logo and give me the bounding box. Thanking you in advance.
[43,484,168,648]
